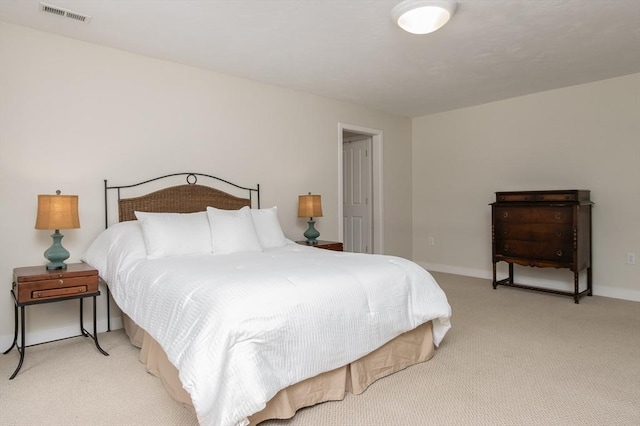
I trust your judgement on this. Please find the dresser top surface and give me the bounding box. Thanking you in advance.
[492,190,592,205]
[495,190,589,195]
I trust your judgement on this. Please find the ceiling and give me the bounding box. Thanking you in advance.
[1,0,639,118]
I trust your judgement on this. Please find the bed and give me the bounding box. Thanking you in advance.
[83,172,451,426]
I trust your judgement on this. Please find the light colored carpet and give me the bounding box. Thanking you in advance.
[1,272,638,425]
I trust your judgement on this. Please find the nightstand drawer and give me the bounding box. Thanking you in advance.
[32,285,90,300]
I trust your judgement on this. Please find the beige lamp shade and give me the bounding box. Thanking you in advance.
[35,193,80,230]
[298,194,323,218]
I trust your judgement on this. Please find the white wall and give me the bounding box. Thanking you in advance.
[412,74,640,301]
[0,22,413,346]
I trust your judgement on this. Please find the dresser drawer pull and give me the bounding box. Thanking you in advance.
[58,279,64,285]
[503,212,509,218]
[556,231,563,237]
[556,250,563,257]
[555,212,563,220]
[503,228,509,235]
[503,245,509,252]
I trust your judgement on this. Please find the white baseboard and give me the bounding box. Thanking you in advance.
[418,262,492,281]
[0,315,123,351]
[418,262,640,302]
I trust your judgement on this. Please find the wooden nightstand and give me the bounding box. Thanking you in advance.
[296,240,343,251]
[2,263,109,379]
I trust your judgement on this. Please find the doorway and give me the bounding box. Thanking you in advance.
[338,123,383,254]
[343,134,372,253]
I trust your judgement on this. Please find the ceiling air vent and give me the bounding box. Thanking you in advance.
[40,2,91,23]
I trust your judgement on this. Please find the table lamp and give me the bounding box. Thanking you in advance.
[298,193,323,245]
[35,190,80,270]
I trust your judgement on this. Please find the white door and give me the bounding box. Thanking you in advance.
[343,136,372,253]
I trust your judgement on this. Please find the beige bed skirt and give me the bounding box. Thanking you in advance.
[123,314,435,424]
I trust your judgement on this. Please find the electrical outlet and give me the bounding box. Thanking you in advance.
[627,253,636,265]
[428,237,435,246]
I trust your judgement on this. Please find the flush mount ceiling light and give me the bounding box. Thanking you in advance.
[392,0,457,35]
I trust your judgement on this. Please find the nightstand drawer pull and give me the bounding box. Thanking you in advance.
[59,279,64,285]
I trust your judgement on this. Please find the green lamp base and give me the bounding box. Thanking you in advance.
[44,230,70,270]
[303,218,320,245]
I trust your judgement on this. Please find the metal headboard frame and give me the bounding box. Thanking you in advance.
[104,172,260,228]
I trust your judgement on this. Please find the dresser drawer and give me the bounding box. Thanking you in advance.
[495,240,573,264]
[531,207,572,223]
[496,193,536,202]
[532,242,573,262]
[496,223,571,241]
[494,206,572,224]
[536,192,577,202]
[530,224,572,241]
[494,207,529,222]
[494,223,530,240]
[494,239,530,259]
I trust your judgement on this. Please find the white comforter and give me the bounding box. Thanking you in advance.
[98,240,451,426]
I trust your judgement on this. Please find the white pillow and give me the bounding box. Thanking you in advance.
[206,206,263,254]
[134,211,212,259]
[250,206,287,248]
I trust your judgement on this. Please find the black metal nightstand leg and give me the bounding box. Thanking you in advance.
[7,306,26,380]
[93,296,109,356]
[3,303,18,354]
[106,286,111,332]
[80,298,88,337]
[79,296,109,356]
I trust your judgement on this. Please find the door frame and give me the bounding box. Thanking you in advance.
[338,123,384,254]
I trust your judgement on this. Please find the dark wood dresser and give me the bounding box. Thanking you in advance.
[491,190,593,303]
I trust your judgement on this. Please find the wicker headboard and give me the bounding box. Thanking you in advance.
[104,172,260,227]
